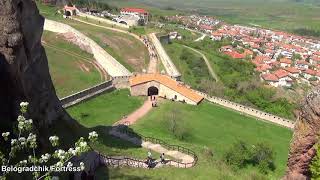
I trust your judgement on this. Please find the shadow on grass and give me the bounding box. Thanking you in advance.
[49,117,146,179]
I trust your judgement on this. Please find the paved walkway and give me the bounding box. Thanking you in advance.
[183,45,219,82]
[113,99,153,126]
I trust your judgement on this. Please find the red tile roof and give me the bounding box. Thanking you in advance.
[280,58,292,64]
[284,67,300,74]
[262,73,279,82]
[224,51,245,59]
[120,7,148,14]
[130,74,204,103]
[305,69,316,76]
[296,60,309,65]
[273,69,289,79]
[255,64,271,72]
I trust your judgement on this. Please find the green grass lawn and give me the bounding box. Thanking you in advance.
[164,42,213,88]
[102,100,292,179]
[67,89,145,127]
[66,89,153,158]
[43,31,102,98]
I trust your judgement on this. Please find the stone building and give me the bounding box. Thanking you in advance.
[129,74,204,105]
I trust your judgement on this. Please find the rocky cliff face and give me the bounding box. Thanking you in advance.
[285,86,320,180]
[0,0,70,143]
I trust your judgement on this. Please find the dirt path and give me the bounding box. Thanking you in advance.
[183,45,219,82]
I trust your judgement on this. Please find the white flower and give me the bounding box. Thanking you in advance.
[79,162,85,171]
[67,162,73,168]
[68,148,77,156]
[19,160,27,165]
[17,115,25,122]
[40,153,51,163]
[79,141,87,148]
[20,102,29,107]
[19,137,26,146]
[56,161,63,167]
[88,131,98,142]
[49,136,59,147]
[2,132,10,141]
[11,139,17,146]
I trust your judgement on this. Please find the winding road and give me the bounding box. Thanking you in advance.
[182,45,219,82]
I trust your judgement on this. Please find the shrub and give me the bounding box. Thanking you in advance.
[223,141,275,173]
[223,140,250,169]
[310,144,320,179]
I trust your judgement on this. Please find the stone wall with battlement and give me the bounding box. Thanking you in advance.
[44,19,131,77]
[193,90,295,129]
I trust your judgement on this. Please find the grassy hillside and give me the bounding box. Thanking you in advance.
[43,31,103,98]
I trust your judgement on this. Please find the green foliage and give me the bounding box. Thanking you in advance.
[224,141,275,174]
[310,145,320,179]
[224,141,250,169]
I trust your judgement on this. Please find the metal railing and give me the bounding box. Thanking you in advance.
[115,127,198,168]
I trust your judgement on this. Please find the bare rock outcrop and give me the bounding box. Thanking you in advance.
[0,0,71,143]
[285,86,320,180]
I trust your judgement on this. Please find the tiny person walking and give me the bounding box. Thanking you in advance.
[160,153,165,164]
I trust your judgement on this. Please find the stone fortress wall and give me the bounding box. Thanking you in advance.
[44,19,131,77]
[193,90,295,129]
[149,33,181,79]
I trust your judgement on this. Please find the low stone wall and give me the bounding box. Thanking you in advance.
[193,90,295,129]
[78,12,129,29]
[149,33,181,78]
[44,19,131,77]
[112,76,131,89]
[60,80,114,108]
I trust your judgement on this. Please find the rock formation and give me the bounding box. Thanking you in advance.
[285,86,320,180]
[0,0,71,143]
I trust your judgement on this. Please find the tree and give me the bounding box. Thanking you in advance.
[166,107,189,140]
[0,102,98,179]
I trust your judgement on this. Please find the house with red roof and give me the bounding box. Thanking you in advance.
[255,64,271,74]
[303,69,317,80]
[120,7,149,24]
[295,60,309,70]
[63,5,78,16]
[316,71,320,81]
[273,69,292,87]
[310,56,320,65]
[261,73,279,87]
[284,67,300,78]
[224,51,245,59]
[280,58,292,68]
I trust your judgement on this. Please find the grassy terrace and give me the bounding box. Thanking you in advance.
[103,100,292,179]
[43,31,102,98]
[38,3,149,73]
